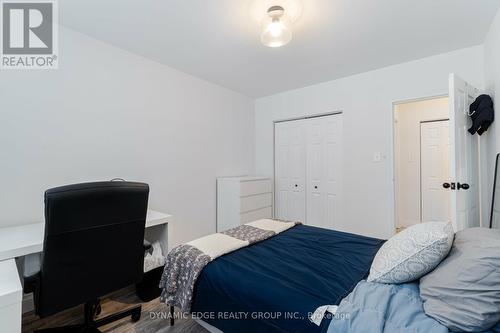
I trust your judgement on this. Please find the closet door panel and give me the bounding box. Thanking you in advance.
[306,118,325,227]
[306,114,343,229]
[275,123,290,220]
[288,121,306,222]
[274,120,306,222]
[324,115,343,228]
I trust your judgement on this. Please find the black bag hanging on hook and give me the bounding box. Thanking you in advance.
[468,94,494,135]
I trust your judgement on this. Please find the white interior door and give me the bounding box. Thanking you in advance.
[449,73,480,231]
[274,120,306,222]
[420,120,451,223]
[306,114,343,229]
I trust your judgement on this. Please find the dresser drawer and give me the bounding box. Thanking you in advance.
[240,193,273,213]
[239,179,272,197]
[240,206,272,224]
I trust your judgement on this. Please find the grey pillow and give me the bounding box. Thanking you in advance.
[420,228,500,332]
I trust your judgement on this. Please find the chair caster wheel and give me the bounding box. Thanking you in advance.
[131,311,141,322]
[95,304,102,316]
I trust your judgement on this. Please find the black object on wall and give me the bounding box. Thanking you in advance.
[468,94,494,135]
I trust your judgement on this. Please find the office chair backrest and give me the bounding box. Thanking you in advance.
[39,181,149,317]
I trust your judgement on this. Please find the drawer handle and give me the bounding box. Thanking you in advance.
[294,184,298,188]
[314,186,318,189]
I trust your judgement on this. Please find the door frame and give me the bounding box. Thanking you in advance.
[419,118,450,223]
[272,110,343,219]
[391,94,448,233]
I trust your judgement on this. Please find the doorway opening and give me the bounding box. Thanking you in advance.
[394,96,450,232]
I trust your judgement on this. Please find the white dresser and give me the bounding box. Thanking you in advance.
[217,176,273,232]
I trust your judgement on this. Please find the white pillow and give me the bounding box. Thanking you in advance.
[367,222,454,284]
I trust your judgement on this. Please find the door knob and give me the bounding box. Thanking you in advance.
[443,182,469,190]
[457,183,470,190]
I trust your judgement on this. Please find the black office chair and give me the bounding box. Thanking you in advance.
[24,181,150,333]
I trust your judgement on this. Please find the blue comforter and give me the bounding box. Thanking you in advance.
[327,280,500,333]
[191,225,384,333]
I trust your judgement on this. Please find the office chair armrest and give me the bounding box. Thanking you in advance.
[24,271,41,294]
[143,240,153,254]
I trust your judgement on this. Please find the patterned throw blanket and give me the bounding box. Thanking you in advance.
[159,219,299,312]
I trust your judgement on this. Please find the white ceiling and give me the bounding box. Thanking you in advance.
[60,0,500,97]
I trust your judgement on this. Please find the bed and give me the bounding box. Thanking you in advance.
[186,224,384,333]
[161,219,500,333]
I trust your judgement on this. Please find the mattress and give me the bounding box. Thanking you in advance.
[190,225,384,333]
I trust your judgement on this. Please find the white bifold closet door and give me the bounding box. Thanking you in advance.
[275,119,307,222]
[306,115,343,228]
[274,114,342,229]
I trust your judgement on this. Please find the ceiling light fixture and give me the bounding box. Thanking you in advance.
[250,0,302,48]
[261,6,292,48]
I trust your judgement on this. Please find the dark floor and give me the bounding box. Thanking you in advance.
[22,288,209,333]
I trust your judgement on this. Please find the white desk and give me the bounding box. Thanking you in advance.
[145,210,172,228]
[0,209,172,262]
[0,223,44,262]
[0,260,22,333]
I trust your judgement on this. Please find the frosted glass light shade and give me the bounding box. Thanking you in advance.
[261,15,292,47]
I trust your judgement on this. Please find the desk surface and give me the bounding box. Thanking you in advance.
[0,209,172,262]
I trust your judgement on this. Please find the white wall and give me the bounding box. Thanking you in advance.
[394,97,449,228]
[483,8,500,226]
[255,46,484,239]
[0,27,255,246]
[484,8,500,150]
